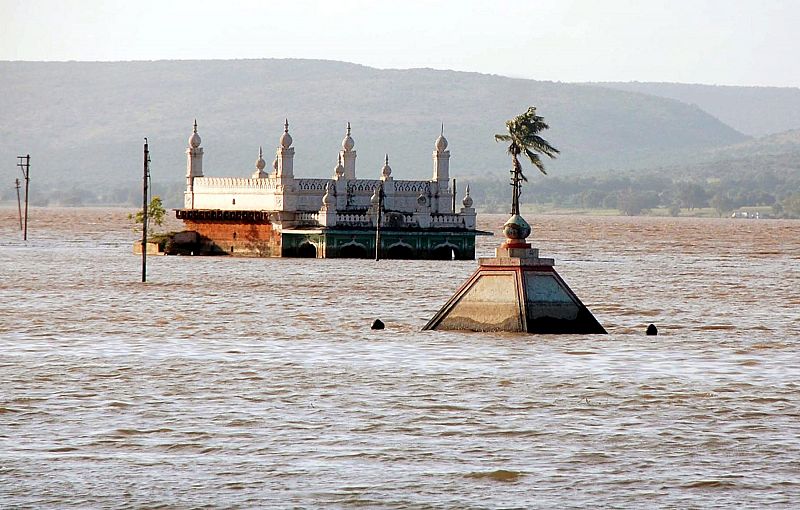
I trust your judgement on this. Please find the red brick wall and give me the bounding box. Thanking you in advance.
[182,220,281,257]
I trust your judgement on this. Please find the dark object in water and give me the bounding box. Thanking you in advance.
[371,319,385,330]
[646,324,658,336]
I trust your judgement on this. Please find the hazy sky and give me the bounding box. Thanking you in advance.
[2,0,798,87]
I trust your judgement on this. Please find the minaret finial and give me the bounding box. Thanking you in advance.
[189,119,202,148]
[441,123,444,136]
[462,183,473,208]
[342,122,355,152]
[259,146,263,158]
[384,153,389,164]
[279,119,293,149]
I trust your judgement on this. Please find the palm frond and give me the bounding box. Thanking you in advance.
[523,135,560,158]
[498,106,559,176]
[524,149,547,175]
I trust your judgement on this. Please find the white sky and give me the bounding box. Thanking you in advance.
[1,0,798,87]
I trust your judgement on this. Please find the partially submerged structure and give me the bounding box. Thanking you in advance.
[175,121,484,259]
[424,132,606,334]
[423,213,606,333]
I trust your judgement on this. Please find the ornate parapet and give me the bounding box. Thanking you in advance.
[296,211,321,226]
[393,180,431,194]
[193,177,279,192]
[430,213,465,228]
[175,209,271,223]
[296,178,331,191]
[335,211,371,227]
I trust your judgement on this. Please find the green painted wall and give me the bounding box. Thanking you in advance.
[281,229,477,259]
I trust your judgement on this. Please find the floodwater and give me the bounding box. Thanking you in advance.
[1,207,799,508]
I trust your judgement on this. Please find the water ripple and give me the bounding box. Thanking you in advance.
[0,208,799,508]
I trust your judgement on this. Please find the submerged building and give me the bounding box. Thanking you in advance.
[175,120,485,259]
[424,215,606,334]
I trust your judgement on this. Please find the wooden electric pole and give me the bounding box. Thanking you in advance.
[141,139,150,283]
[375,183,384,261]
[15,178,22,231]
[452,178,457,213]
[16,155,30,240]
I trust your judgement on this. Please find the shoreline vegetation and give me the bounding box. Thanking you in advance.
[0,203,789,220]
[514,205,779,218]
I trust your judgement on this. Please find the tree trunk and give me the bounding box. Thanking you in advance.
[511,152,522,215]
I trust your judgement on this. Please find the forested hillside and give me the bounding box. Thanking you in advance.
[0,59,749,206]
[596,82,800,137]
[471,129,800,217]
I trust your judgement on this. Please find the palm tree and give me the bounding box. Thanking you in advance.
[495,106,559,215]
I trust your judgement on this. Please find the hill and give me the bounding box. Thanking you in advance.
[468,128,800,216]
[0,59,748,205]
[595,82,800,137]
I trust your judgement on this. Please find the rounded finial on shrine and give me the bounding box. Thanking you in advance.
[370,186,381,204]
[502,214,531,241]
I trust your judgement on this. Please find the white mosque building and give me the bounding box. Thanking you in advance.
[175,120,485,259]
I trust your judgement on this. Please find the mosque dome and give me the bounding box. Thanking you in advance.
[462,184,473,208]
[280,119,292,149]
[189,119,201,148]
[334,155,345,177]
[435,130,448,152]
[381,154,392,178]
[322,182,335,207]
[342,122,355,151]
[255,147,266,171]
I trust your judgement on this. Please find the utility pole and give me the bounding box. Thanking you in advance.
[375,183,384,261]
[452,178,456,213]
[16,155,30,240]
[141,139,150,283]
[15,178,22,231]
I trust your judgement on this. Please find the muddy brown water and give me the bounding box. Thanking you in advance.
[1,207,799,508]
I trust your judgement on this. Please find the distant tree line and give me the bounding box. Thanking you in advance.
[0,180,186,209]
[3,166,800,219]
[468,166,800,218]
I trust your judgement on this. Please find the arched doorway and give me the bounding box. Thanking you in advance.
[297,242,317,258]
[431,244,458,260]
[386,243,415,259]
[340,243,369,259]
